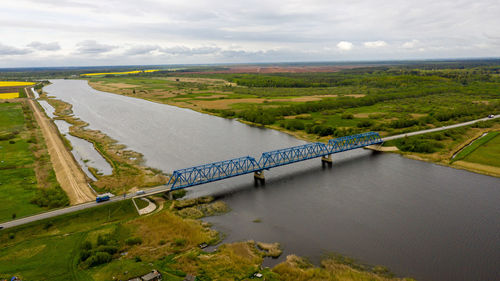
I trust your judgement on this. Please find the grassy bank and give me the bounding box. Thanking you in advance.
[38,92,168,194]
[0,102,67,223]
[0,197,413,281]
[85,66,500,176]
[452,131,500,163]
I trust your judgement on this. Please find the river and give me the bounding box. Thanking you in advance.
[43,79,500,281]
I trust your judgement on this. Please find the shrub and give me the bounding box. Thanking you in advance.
[174,238,187,247]
[357,120,374,128]
[85,252,112,268]
[389,118,419,129]
[125,237,143,246]
[341,113,354,119]
[283,119,305,131]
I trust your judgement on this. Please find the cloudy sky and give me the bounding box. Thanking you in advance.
[1,0,499,67]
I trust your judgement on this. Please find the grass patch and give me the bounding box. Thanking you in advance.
[460,132,500,166]
[452,131,500,163]
[0,102,67,222]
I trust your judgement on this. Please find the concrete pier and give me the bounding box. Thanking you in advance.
[321,154,333,167]
[254,170,265,184]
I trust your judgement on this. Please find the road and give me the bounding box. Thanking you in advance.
[1,114,498,230]
[381,115,499,141]
[27,88,95,204]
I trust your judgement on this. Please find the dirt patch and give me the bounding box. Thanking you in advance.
[365,145,399,152]
[195,95,228,99]
[345,94,366,98]
[410,113,428,118]
[472,100,490,105]
[353,112,382,118]
[103,82,138,89]
[284,114,312,120]
[191,98,265,109]
[164,77,236,86]
[272,95,336,102]
[453,160,500,177]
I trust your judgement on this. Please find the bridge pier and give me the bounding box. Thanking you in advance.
[321,154,332,167]
[254,170,265,185]
[166,191,173,200]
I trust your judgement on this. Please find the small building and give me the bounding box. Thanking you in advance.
[183,274,196,281]
[141,270,162,281]
[127,270,162,281]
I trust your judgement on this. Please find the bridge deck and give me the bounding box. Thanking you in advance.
[168,132,382,190]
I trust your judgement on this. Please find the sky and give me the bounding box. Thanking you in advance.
[1,0,499,67]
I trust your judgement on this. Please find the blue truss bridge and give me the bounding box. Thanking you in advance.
[167,132,382,191]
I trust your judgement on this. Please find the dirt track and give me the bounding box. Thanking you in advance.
[27,95,95,204]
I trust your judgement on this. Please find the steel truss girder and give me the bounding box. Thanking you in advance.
[168,132,383,190]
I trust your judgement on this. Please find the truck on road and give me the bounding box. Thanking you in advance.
[96,195,110,203]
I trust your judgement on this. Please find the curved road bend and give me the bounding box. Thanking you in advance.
[1,115,498,230]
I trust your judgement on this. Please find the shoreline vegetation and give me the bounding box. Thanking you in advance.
[0,197,415,281]
[37,90,168,194]
[86,64,500,177]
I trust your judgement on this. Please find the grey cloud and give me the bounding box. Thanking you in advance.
[123,45,160,56]
[0,43,32,55]
[159,46,221,56]
[27,41,61,51]
[76,40,116,54]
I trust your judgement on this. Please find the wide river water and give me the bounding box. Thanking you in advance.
[44,80,500,281]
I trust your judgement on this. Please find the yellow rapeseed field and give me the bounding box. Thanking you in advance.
[0,81,35,87]
[80,69,159,76]
[0,92,20,99]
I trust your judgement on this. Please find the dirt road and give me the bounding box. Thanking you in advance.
[27,95,95,204]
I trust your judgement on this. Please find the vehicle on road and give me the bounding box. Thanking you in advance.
[488,114,495,118]
[96,195,110,203]
[136,190,145,195]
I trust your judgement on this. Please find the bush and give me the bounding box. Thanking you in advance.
[389,118,419,129]
[31,187,69,208]
[341,113,354,119]
[357,120,374,128]
[283,119,305,131]
[81,241,92,251]
[84,252,112,268]
[95,245,119,255]
[174,238,187,247]
[125,237,143,246]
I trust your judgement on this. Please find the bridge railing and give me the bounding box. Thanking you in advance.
[167,132,383,191]
[168,156,260,190]
[327,132,382,153]
[259,142,330,169]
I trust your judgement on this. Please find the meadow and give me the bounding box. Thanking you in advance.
[0,102,67,223]
[459,132,500,167]
[87,64,500,168]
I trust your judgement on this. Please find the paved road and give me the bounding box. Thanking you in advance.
[1,115,498,230]
[382,115,499,141]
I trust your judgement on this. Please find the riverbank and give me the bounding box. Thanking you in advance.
[0,196,415,281]
[38,91,168,194]
[87,77,500,177]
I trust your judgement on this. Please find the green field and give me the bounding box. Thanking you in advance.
[88,65,500,158]
[0,102,67,223]
[0,103,45,222]
[461,132,500,167]
[0,200,138,281]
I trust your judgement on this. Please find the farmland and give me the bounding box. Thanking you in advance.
[87,64,500,174]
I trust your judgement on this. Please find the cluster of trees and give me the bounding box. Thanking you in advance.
[31,187,69,208]
[79,234,125,269]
